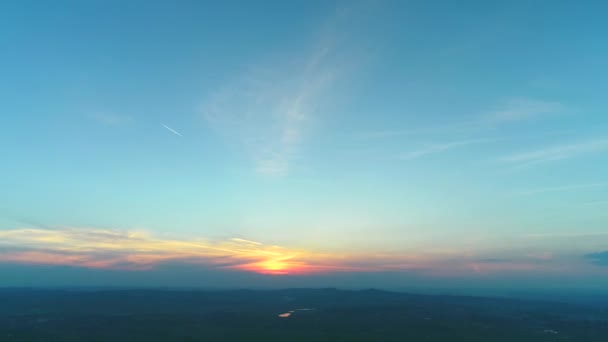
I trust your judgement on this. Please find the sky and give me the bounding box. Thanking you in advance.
[1,0,608,290]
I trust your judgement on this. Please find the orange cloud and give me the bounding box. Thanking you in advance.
[0,227,444,275]
[0,227,562,276]
[0,228,307,273]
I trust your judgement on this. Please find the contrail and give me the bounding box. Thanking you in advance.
[161,123,183,137]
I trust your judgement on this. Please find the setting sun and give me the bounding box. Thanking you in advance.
[232,256,310,275]
[257,260,290,274]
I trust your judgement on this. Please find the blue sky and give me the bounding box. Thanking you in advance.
[1,0,607,288]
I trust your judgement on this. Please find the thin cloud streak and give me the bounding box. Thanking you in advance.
[396,139,492,160]
[481,98,564,124]
[362,98,564,139]
[580,200,608,207]
[231,238,263,245]
[499,138,608,167]
[526,232,608,238]
[162,123,183,137]
[361,121,480,140]
[512,182,608,196]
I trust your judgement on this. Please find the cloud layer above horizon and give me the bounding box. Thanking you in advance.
[1,226,605,285]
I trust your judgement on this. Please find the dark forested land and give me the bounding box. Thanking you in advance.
[1,288,607,341]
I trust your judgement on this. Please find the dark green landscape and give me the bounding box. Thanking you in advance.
[1,288,607,341]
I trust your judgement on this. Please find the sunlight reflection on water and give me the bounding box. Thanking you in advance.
[278,308,315,318]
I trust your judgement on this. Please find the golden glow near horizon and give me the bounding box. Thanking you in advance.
[0,228,344,274]
[0,228,301,273]
[0,227,563,276]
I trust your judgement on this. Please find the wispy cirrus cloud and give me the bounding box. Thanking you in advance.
[498,138,608,167]
[359,122,476,140]
[202,16,348,176]
[527,232,608,238]
[481,98,564,124]
[396,139,491,160]
[203,61,332,176]
[362,98,564,139]
[511,181,608,196]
